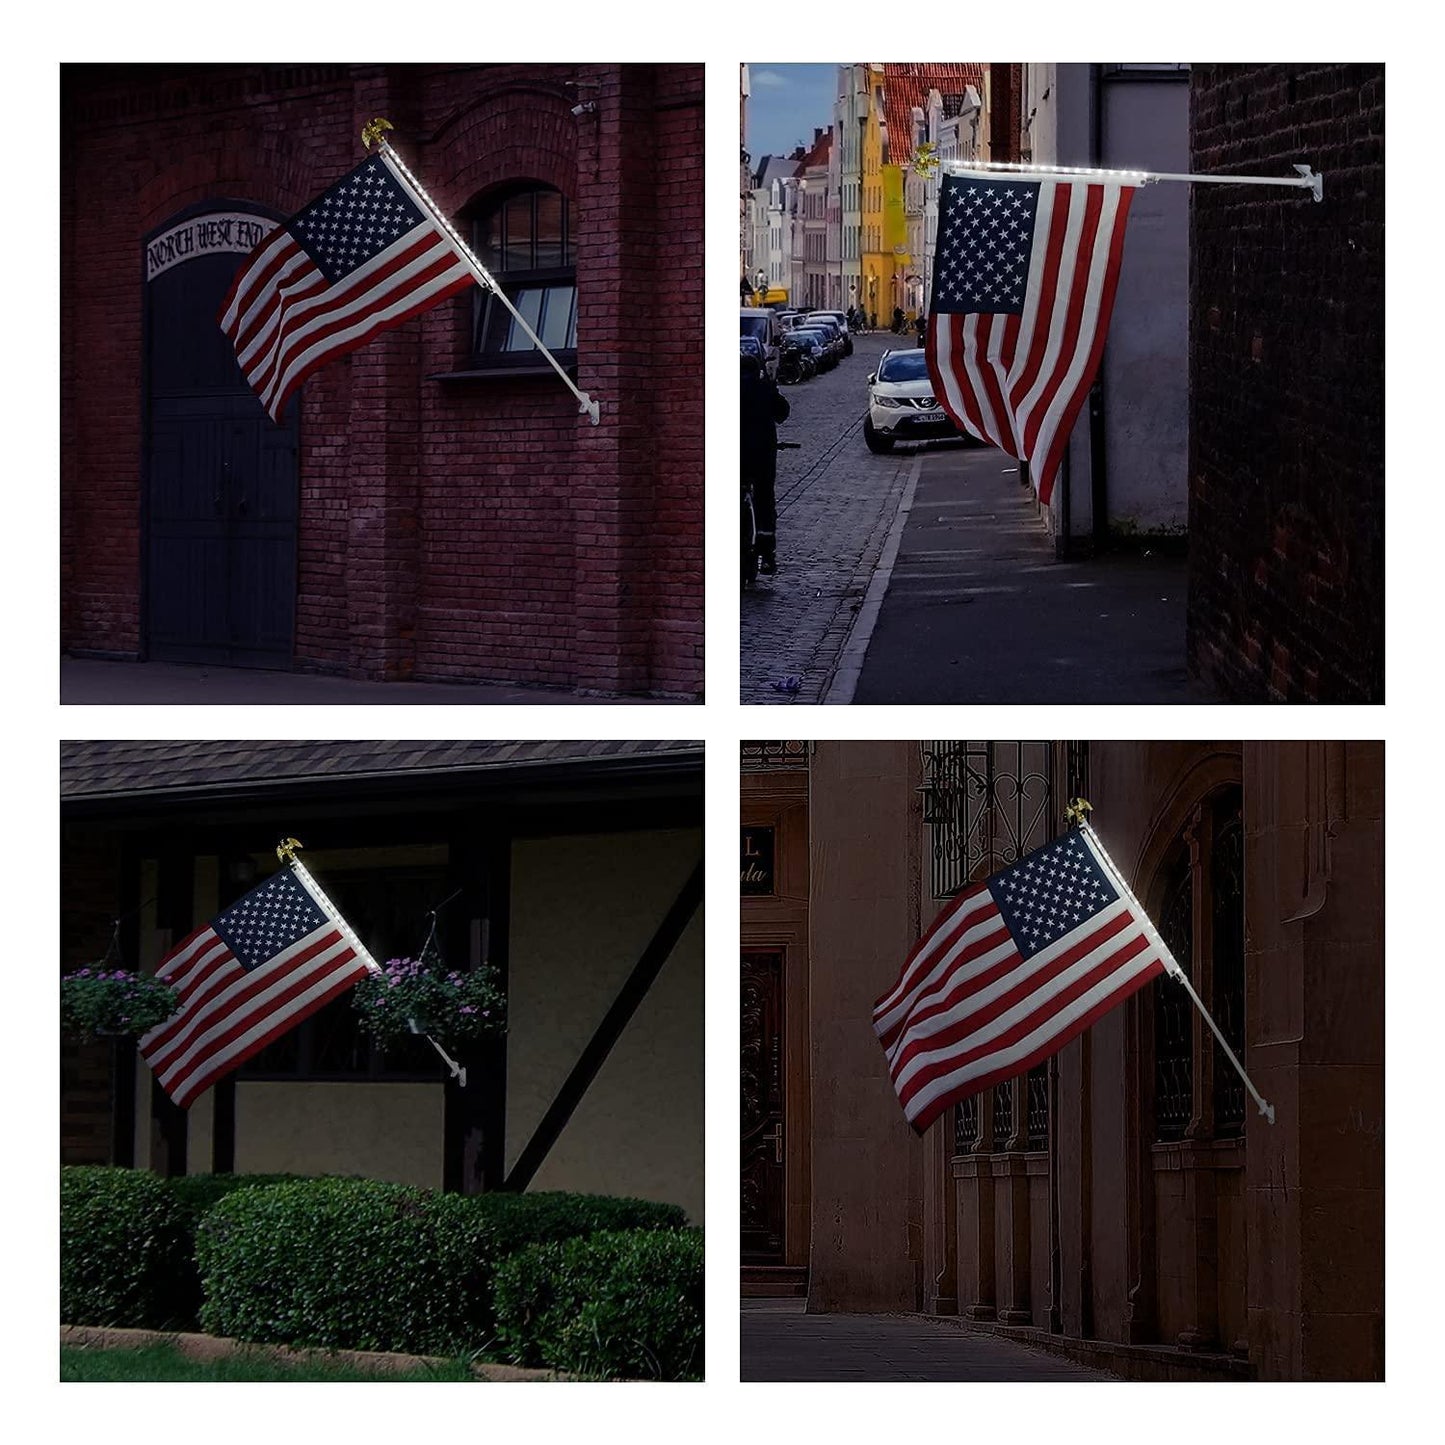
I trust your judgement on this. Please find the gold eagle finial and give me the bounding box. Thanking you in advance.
[361,117,394,151]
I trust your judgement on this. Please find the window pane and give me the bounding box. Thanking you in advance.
[478,207,504,271]
[505,288,543,351]
[535,191,564,268]
[503,194,533,272]
[540,285,575,350]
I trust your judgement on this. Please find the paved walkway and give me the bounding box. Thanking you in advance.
[60,658,662,706]
[740,1299,1112,1382]
[740,331,915,705]
[847,444,1210,703]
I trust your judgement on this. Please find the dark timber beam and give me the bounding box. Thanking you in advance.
[503,858,703,1193]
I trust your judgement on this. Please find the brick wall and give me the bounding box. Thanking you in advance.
[60,63,704,696]
[1187,65,1384,703]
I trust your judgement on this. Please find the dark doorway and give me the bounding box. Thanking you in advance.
[741,948,786,1264]
[145,238,298,667]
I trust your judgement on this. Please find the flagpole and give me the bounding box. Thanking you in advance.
[363,121,602,425]
[277,839,468,1087]
[1072,811,1276,1126]
[943,159,1323,203]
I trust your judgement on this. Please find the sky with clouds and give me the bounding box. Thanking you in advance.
[746,63,840,163]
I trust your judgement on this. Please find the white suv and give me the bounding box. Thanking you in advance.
[863,348,964,453]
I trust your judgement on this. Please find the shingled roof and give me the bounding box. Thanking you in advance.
[881,63,985,165]
[60,741,703,802]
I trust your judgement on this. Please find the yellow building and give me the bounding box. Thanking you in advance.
[859,64,893,325]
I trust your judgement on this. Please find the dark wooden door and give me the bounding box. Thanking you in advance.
[741,949,786,1263]
[145,247,298,667]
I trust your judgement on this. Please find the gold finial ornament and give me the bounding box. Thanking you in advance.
[361,117,394,151]
[276,837,305,863]
[1064,798,1093,828]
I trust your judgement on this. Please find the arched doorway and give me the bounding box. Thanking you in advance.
[143,205,299,667]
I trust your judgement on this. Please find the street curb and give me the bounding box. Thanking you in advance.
[823,452,923,705]
[59,1324,560,1380]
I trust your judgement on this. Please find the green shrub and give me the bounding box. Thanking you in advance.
[195,1180,686,1356]
[60,1167,192,1328]
[60,1168,316,1330]
[494,1228,704,1380]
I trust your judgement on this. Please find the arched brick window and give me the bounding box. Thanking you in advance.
[469,183,577,367]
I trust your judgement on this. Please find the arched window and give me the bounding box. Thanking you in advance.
[469,184,577,367]
[1150,787,1246,1141]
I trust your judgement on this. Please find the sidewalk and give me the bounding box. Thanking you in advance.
[740,1299,1112,1382]
[843,445,1210,704]
[61,658,663,706]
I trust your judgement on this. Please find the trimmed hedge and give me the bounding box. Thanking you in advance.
[60,1168,313,1330]
[494,1228,704,1380]
[61,1167,192,1329]
[195,1180,687,1357]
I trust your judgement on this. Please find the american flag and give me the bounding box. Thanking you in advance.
[218,151,473,422]
[139,864,377,1108]
[874,825,1169,1133]
[926,171,1138,505]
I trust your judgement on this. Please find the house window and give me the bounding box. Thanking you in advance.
[469,185,577,367]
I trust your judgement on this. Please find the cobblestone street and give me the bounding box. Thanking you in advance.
[741,330,930,704]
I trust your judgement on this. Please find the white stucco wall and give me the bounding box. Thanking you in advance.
[506,828,704,1223]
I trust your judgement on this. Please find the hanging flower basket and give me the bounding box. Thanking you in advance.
[60,968,180,1041]
[352,957,505,1056]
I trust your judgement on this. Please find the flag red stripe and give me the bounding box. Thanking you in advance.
[217,230,296,332]
[876,913,1011,1054]
[1030,188,1135,504]
[1007,186,1072,409]
[168,962,370,1109]
[974,313,1022,456]
[157,934,358,1091]
[907,954,1165,1133]
[265,267,473,421]
[147,928,347,1078]
[245,228,450,398]
[873,884,994,1021]
[891,914,1143,1091]
[231,263,327,367]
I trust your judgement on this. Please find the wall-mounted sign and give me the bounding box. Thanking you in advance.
[741,826,775,895]
[145,212,277,282]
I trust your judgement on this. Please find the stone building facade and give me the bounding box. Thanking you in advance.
[740,739,1383,1380]
[61,64,703,697]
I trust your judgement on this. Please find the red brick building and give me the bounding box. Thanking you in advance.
[1187,64,1384,703]
[61,64,703,697]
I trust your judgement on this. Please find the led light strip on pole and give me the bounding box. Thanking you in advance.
[277,838,468,1086]
[1065,806,1277,1126]
[943,158,1323,203]
[363,119,601,426]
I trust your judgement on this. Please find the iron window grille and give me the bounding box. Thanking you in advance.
[741,740,810,771]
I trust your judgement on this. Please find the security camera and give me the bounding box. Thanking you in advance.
[571,101,597,116]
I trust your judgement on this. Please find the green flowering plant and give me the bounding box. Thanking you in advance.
[352,955,505,1055]
[61,968,179,1039]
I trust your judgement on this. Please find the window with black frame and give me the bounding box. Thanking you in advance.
[469,185,578,369]
[238,864,457,1083]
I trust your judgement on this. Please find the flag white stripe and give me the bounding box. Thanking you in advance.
[156,933,232,1000]
[884,935,1021,1069]
[167,955,366,1107]
[931,315,981,441]
[1026,187,1124,482]
[234,256,324,373]
[220,229,296,333]
[892,901,1141,1094]
[154,927,223,984]
[903,946,1161,1122]
[147,925,340,1077]
[1004,183,1056,393]
[157,932,355,1089]
[1013,182,1089,442]
[873,888,996,1027]
[261,249,470,415]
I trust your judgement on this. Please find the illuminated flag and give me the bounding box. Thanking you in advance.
[875,824,1168,1133]
[218,151,473,422]
[139,863,376,1108]
[926,171,1138,505]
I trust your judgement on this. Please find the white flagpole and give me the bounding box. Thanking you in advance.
[279,839,468,1087]
[943,159,1323,203]
[1071,811,1276,1126]
[365,123,601,425]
